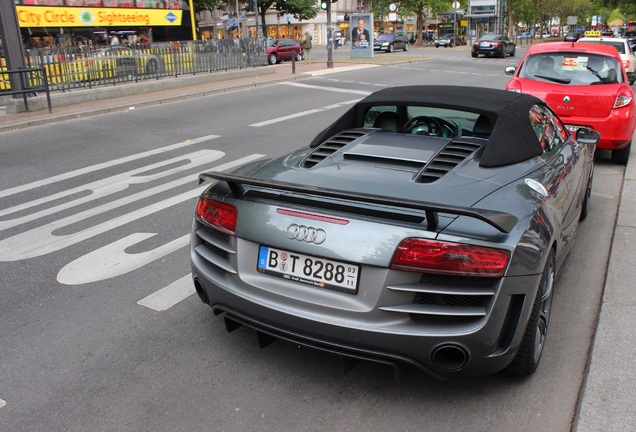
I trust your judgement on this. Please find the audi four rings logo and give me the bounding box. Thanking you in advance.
[286,224,327,244]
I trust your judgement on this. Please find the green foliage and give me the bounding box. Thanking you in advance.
[275,0,319,21]
[192,0,224,14]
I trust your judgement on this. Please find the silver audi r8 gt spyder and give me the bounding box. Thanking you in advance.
[190,86,598,379]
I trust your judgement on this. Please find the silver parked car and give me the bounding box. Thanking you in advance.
[190,86,598,379]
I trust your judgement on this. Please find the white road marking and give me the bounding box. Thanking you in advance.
[0,399,5,409]
[0,154,264,262]
[0,150,225,231]
[57,233,190,285]
[0,135,219,199]
[250,98,361,127]
[304,64,380,76]
[137,275,195,311]
[279,82,372,95]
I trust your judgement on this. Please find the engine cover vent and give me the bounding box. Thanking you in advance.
[301,130,368,168]
[416,140,484,183]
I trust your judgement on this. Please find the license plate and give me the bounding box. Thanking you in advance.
[480,42,490,47]
[257,245,359,293]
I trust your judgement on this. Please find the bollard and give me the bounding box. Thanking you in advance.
[291,49,296,74]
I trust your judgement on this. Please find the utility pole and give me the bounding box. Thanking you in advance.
[0,1,26,95]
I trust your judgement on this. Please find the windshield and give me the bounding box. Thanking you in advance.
[376,35,394,41]
[267,40,278,47]
[518,53,624,85]
[480,35,500,41]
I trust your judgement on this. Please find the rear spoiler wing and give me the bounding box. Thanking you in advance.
[199,172,518,234]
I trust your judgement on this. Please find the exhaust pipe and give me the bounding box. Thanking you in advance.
[193,278,208,304]
[431,344,469,372]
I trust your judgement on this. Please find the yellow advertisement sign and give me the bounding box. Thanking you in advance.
[16,6,183,28]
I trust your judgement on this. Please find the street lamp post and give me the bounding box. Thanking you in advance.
[452,1,459,47]
[326,1,333,68]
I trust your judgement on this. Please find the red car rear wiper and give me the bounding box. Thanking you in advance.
[535,75,572,84]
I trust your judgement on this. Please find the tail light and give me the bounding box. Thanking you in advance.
[195,198,237,235]
[390,238,510,277]
[614,89,634,109]
[505,79,522,93]
[622,59,630,69]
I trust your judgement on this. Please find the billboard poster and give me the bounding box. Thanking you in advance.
[350,13,373,58]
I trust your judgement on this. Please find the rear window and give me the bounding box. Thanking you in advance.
[518,53,624,85]
[579,39,626,54]
[363,105,481,136]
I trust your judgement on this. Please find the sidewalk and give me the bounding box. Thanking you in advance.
[0,52,633,431]
[0,47,428,132]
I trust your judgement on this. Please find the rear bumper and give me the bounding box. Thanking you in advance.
[190,235,543,379]
[560,106,636,149]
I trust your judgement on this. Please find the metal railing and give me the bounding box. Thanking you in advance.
[0,67,52,113]
[1,39,268,95]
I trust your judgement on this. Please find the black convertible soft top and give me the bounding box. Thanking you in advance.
[309,85,547,167]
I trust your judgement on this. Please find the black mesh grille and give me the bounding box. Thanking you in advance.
[413,292,487,308]
[200,227,230,260]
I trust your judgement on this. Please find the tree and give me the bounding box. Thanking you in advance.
[382,0,452,46]
[192,0,225,14]
[257,0,318,38]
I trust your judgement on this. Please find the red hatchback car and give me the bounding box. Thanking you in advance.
[505,42,635,164]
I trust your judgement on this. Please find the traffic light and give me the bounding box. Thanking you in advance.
[320,1,327,9]
[247,0,255,12]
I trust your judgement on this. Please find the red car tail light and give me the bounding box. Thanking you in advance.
[614,89,634,109]
[195,198,237,235]
[505,79,522,93]
[390,238,510,277]
[623,59,630,69]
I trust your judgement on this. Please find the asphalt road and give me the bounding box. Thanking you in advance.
[0,49,623,431]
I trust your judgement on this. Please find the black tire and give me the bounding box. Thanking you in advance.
[611,140,631,165]
[268,53,278,65]
[146,58,159,74]
[510,47,516,57]
[507,250,555,376]
[580,165,594,221]
[471,52,478,58]
[403,43,409,52]
[295,52,303,62]
[388,44,394,53]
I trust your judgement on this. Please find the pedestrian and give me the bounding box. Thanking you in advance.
[300,31,312,64]
[110,34,120,46]
[333,30,341,49]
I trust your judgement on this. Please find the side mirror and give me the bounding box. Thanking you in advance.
[504,66,516,76]
[576,127,601,145]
